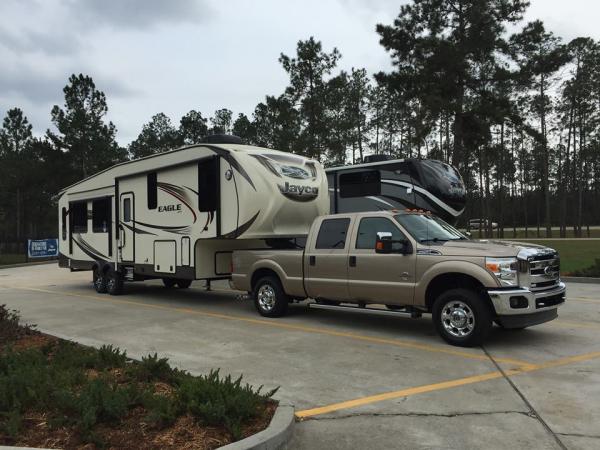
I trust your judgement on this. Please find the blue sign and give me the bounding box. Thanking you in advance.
[27,239,59,258]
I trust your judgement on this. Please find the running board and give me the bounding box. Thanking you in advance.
[308,303,422,318]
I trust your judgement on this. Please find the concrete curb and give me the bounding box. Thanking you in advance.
[563,276,600,284]
[0,260,57,270]
[219,405,295,450]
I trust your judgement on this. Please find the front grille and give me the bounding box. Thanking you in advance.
[536,293,565,309]
[522,251,560,291]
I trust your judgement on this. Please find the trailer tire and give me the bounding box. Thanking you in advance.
[106,270,124,296]
[432,288,492,347]
[253,276,289,318]
[93,268,107,294]
[162,278,177,288]
[176,279,192,289]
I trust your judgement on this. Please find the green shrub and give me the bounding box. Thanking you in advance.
[0,305,36,345]
[95,344,128,370]
[143,393,179,429]
[132,353,177,383]
[177,369,278,440]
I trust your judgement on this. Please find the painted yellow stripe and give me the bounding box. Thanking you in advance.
[295,371,508,418]
[296,350,600,418]
[5,285,533,368]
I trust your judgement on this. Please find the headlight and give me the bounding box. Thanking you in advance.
[485,257,518,285]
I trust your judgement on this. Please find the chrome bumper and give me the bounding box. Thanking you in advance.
[487,282,566,316]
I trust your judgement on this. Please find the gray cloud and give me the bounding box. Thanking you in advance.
[63,0,213,30]
[0,64,140,106]
[0,28,82,56]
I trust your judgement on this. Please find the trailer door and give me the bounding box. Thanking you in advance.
[118,193,135,263]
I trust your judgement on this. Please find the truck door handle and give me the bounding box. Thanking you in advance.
[349,256,356,267]
[309,255,316,266]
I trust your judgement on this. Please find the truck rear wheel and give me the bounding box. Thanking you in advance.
[432,288,492,347]
[93,268,107,294]
[253,276,289,318]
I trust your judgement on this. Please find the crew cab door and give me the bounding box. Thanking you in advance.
[347,216,416,304]
[304,217,352,301]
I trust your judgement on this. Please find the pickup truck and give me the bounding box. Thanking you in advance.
[231,210,566,346]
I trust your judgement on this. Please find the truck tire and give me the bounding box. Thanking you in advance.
[432,288,492,347]
[162,278,177,288]
[253,276,289,318]
[106,270,124,296]
[176,279,192,289]
[93,268,107,294]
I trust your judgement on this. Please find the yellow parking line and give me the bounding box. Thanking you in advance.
[5,285,533,368]
[296,350,600,418]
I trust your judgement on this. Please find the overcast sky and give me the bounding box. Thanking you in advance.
[1,0,598,145]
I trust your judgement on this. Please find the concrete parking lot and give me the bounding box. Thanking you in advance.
[1,263,599,449]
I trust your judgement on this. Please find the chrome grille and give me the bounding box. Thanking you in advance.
[525,253,560,291]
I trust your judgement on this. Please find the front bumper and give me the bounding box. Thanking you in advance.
[487,282,566,328]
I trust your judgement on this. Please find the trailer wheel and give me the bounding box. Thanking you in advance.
[162,278,177,288]
[253,276,289,318]
[106,270,124,296]
[432,288,492,347]
[93,268,107,294]
[176,279,192,289]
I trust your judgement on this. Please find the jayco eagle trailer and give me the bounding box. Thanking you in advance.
[326,157,466,224]
[57,139,328,294]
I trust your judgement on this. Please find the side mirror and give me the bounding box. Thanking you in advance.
[375,232,413,255]
[375,231,393,254]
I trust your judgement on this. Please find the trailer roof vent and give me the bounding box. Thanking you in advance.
[363,154,393,163]
[201,134,243,144]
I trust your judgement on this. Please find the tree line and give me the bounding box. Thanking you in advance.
[1,0,600,243]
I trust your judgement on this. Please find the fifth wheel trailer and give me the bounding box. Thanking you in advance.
[57,138,329,294]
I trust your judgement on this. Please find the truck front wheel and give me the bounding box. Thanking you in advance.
[432,288,492,347]
[253,276,289,318]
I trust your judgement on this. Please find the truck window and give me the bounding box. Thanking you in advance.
[147,172,157,210]
[339,170,381,198]
[70,201,88,233]
[356,217,406,250]
[92,198,111,233]
[315,218,350,249]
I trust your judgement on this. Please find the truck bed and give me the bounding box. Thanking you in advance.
[231,247,307,297]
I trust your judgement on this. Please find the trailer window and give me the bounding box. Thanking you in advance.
[61,207,68,240]
[315,218,350,249]
[123,198,131,223]
[71,202,88,233]
[198,157,219,212]
[356,217,406,250]
[147,172,158,210]
[92,198,111,233]
[339,170,381,198]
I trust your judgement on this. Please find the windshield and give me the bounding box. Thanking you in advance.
[394,214,467,242]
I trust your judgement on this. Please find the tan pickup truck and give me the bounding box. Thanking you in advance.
[231,210,566,346]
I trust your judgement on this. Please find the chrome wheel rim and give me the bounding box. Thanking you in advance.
[441,300,475,338]
[258,284,276,311]
[107,278,115,292]
[95,275,104,289]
